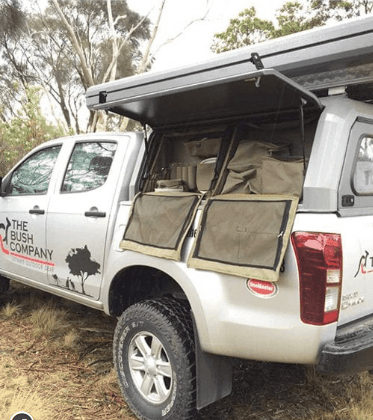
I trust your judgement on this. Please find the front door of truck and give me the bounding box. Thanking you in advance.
[0,145,61,284]
[46,140,119,301]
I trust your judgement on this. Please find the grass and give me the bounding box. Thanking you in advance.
[0,377,60,420]
[30,304,69,337]
[350,394,373,420]
[0,301,21,319]
[0,282,134,420]
[62,330,79,350]
[1,281,373,420]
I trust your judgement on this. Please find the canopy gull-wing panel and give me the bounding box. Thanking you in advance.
[86,69,321,128]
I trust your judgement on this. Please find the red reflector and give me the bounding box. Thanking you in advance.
[292,232,342,326]
[323,310,339,325]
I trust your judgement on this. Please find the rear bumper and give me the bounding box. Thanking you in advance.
[317,318,373,375]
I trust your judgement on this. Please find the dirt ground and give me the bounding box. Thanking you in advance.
[1,282,373,420]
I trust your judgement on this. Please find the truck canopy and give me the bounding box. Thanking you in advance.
[84,16,373,282]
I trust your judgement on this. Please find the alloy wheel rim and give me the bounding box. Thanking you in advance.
[128,331,173,404]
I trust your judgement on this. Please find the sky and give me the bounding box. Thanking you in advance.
[127,0,292,72]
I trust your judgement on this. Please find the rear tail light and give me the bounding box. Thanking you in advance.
[291,232,343,325]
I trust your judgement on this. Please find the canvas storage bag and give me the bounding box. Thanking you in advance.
[222,140,289,195]
[121,192,203,261]
[184,137,221,159]
[188,194,299,281]
[261,156,305,197]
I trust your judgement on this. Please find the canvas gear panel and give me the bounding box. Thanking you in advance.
[121,192,203,261]
[188,194,299,281]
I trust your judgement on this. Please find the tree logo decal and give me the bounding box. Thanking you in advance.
[65,245,100,295]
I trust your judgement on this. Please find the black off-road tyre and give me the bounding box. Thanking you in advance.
[0,276,9,293]
[113,298,197,420]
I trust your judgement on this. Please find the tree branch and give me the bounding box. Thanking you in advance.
[113,14,127,28]
[101,11,149,84]
[50,0,94,87]
[137,0,166,74]
[140,0,213,72]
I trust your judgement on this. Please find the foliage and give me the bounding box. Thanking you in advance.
[0,0,30,123]
[271,2,324,38]
[310,0,373,20]
[0,87,65,176]
[212,0,373,53]
[212,7,274,53]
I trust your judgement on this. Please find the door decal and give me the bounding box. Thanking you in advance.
[0,217,55,271]
[52,245,101,297]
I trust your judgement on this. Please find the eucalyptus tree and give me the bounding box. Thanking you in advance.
[33,0,151,131]
[0,0,151,132]
[0,0,31,122]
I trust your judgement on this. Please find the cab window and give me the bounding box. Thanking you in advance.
[353,136,373,195]
[61,142,117,193]
[7,145,61,195]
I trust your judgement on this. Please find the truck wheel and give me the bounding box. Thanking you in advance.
[0,276,9,293]
[113,298,197,420]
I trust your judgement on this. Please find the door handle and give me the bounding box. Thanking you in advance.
[84,211,106,218]
[29,209,45,215]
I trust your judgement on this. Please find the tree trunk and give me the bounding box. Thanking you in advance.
[50,0,94,88]
[107,0,118,82]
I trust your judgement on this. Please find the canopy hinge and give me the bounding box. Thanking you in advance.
[99,91,107,104]
[250,53,264,70]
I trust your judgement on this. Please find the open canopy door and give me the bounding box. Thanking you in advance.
[86,68,322,128]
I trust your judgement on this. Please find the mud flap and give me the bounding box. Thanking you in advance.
[193,317,233,410]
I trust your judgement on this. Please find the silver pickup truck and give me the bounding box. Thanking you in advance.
[2,16,373,420]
